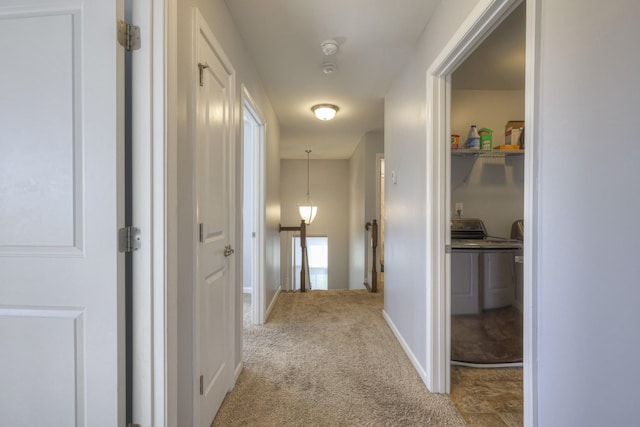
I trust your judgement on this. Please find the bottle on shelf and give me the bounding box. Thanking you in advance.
[466,124,480,150]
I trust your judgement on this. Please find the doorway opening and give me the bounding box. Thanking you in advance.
[423,3,536,419]
[292,236,329,290]
[242,87,266,325]
[449,1,525,367]
[445,5,526,421]
[377,156,385,277]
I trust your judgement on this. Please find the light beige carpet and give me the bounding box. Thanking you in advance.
[212,290,465,426]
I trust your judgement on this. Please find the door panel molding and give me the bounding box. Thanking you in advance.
[0,8,84,257]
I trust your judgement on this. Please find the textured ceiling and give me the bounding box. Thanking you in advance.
[225,0,526,159]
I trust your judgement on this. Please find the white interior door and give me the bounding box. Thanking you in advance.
[0,1,125,426]
[242,89,266,325]
[194,10,236,427]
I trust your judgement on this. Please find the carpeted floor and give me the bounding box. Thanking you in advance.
[213,290,465,426]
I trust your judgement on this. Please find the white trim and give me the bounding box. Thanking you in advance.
[375,153,384,273]
[233,361,243,383]
[424,0,526,397]
[165,0,178,425]
[264,287,281,322]
[241,85,267,326]
[130,0,171,424]
[382,310,429,387]
[523,0,540,425]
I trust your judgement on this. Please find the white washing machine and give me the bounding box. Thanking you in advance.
[510,219,524,311]
[450,218,522,315]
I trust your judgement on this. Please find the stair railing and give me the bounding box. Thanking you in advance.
[279,220,309,292]
[365,220,378,293]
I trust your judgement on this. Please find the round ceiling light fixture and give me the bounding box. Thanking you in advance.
[321,40,339,56]
[311,104,339,121]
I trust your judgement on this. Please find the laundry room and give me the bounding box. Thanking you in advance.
[449,1,525,367]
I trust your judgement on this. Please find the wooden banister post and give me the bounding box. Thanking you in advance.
[371,219,378,293]
[300,219,307,292]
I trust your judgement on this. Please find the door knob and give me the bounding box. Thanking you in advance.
[224,245,235,257]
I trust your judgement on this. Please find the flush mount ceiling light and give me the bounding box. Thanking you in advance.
[311,104,339,121]
[321,39,339,56]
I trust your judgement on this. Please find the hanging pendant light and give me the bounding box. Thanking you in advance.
[298,150,318,225]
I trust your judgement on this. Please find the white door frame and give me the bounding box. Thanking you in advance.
[241,86,267,326]
[375,153,385,272]
[425,0,538,424]
[130,0,175,425]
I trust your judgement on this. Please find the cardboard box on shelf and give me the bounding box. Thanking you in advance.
[505,120,525,147]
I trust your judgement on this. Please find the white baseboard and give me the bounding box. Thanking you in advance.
[233,361,243,384]
[382,309,430,390]
[264,287,281,322]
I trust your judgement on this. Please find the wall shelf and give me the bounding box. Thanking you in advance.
[452,149,524,157]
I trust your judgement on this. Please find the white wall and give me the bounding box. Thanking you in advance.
[451,90,524,237]
[387,0,640,423]
[348,131,384,290]
[349,135,366,290]
[280,159,350,290]
[364,133,384,235]
[384,0,483,381]
[534,1,640,424]
[175,1,280,425]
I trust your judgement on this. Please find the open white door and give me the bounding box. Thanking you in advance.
[242,87,266,326]
[194,10,236,427]
[0,1,125,426]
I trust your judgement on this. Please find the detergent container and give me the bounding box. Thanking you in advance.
[466,125,480,149]
[479,128,493,150]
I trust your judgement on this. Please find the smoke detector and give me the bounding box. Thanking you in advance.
[321,40,339,56]
[322,62,337,75]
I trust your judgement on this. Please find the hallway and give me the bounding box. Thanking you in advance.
[214,290,463,426]
[214,290,523,426]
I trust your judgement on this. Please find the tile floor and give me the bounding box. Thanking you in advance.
[450,366,523,426]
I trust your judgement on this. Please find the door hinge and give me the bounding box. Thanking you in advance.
[119,227,141,253]
[198,63,209,87]
[199,375,204,395]
[118,19,141,51]
[199,223,205,243]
